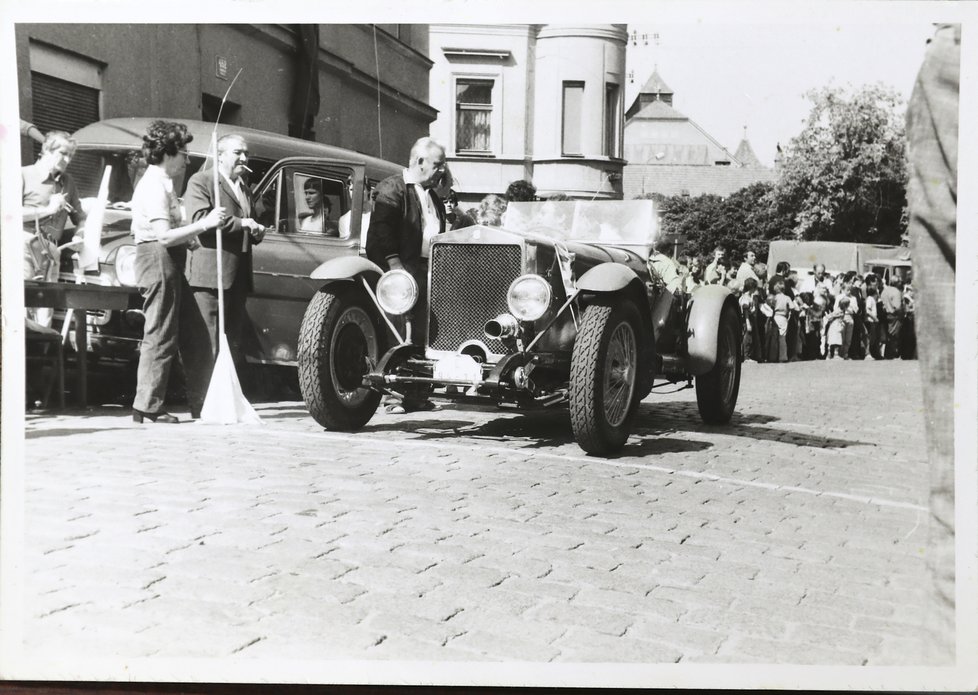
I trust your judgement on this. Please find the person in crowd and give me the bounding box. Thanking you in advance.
[823,296,850,360]
[798,291,823,360]
[184,134,268,381]
[130,120,225,423]
[782,268,802,361]
[365,136,448,413]
[297,178,338,236]
[505,179,537,202]
[704,246,726,285]
[863,283,881,359]
[475,194,508,227]
[442,189,475,230]
[547,192,572,201]
[753,261,768,288]
[735,249,759,290]
[738,277,759,361]
[800,263,834,297]
[846,280,866,359]
[680,255,704,292]
[764,275,790,363]
[902,280,917,359]
[879,274,904,359]
[22,131,88,326]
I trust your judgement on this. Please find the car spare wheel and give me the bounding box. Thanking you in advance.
[297,287,383,430]
[569,300,642,455]
[695,302,741,424]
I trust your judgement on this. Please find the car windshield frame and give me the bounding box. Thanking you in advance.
[501,200,659,247]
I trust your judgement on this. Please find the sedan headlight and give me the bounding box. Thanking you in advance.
[112,245,138,287]
[507,274,552,321]
[376,269,418,315]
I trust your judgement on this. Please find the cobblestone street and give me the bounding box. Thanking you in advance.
[8,359,944,677]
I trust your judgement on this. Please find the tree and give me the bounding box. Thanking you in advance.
[648,182,794,262]
[773,84,907,244]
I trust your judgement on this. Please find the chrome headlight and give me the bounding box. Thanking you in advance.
[507,274,552,321]
[112,245,138,287]
[376,269,418,316]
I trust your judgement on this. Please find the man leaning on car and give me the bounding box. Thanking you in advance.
[365,136,448,413]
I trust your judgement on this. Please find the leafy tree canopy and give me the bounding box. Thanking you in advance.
[773,83,907,244]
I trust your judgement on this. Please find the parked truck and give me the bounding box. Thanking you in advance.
[766,240,912,284]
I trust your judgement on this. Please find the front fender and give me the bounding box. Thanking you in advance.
[576,263,640,293]
[310,256,384,284]
[686,285,739,376]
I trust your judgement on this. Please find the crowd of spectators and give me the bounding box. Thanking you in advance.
[678,246,916,362]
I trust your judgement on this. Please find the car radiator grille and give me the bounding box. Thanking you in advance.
[428,243,523,355]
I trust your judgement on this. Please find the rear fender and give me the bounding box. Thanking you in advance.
[686,285,740,376]
[310,256,384,287]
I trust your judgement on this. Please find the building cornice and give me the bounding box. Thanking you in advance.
[536,25,628,44]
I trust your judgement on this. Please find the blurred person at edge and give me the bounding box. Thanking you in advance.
[905,22,958,664]
[130,121,225,424]
[863,283,882,360]
[365,136,447,414]
[22,131,87,327]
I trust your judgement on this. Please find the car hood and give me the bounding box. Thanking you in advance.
[436,224,649,272]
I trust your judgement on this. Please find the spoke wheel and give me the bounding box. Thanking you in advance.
[570,300,642,455]
[298,287,383,430]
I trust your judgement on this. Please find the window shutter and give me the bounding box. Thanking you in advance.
[30,71,101,195]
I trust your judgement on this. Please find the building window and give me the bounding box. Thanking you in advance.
[562,81,584,156]
[455,79,494,154]
[604,83,621,158]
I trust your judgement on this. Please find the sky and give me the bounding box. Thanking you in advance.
[623,20,937,167]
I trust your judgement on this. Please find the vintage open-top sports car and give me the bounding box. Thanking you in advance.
[297,200,742,455]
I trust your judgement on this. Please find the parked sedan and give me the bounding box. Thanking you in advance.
[61,117,401,369]
[297,200,743,455]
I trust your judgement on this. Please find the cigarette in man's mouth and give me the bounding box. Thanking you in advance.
[241,165,253,173]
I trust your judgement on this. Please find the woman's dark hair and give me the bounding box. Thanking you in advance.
[866,284,878,297]
[142,120,192,165]
[775,261,791,276]
[505,179,537,202]
[742,277,758,293]
[799,291,814,306]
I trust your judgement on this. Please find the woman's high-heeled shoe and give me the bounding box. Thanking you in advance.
[132,409,179,424]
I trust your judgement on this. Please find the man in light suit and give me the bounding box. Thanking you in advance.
[184,134,266,375]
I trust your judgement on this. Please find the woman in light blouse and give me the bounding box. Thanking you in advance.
[131,120,225,423]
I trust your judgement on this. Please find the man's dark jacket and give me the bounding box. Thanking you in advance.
[365,173,445,272]
[184,168,261,292]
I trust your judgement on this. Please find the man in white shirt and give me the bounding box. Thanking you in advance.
[734,250,760,290]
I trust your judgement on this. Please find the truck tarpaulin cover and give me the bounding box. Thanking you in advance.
[767,240,910,275]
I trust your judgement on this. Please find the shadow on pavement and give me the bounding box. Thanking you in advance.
[25,426,134,439]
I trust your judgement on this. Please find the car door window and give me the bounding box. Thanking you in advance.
[292,172,347,238]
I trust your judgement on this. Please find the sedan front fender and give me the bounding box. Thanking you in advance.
[576,263,640,293]
[310,256,384,284]
[686,285,740,376]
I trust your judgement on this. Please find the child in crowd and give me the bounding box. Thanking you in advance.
[823,296,851,359]
[864,284,881,359]
[798,291,823,360]
[739,277,759,361]
[765,276,791,362]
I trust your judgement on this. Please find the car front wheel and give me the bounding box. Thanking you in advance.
[297,286,383,430]
[695,302,741,424]
[569,300,642,455]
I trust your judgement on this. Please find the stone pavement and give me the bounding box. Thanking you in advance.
[8,359,946,675]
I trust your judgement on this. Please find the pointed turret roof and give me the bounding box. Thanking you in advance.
[639,67,673,97]
[734,137,763,168]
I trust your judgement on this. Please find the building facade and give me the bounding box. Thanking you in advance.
[16,24,437,167]
[428,24,628,205]
[623,68,775,199]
